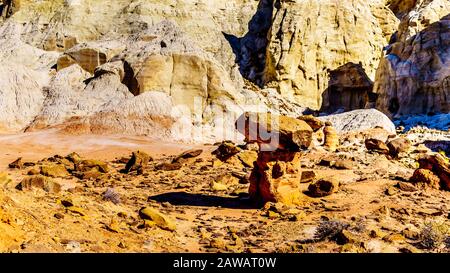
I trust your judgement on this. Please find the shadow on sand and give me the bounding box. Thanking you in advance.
[148,192,257,209]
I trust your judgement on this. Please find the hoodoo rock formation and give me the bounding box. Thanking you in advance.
[236,112,313,205]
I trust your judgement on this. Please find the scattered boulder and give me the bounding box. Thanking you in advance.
[319,109,396,134]
[212,141,241,161]
[365,139,390,154]
[75,168,103,180]
[124,151,152,174]
[173,149,203,163]
[40,164,70,178]
[300,170,316,184]
[155,162,182,171]
[387,138,411,157]
[307,178,340,197]
[66,152,82,164]
[139,207,176,231]
[27,169,40,175]
[417,154,450,190]
[8,158,23,169]
[237,150,258,168]
[216,174,240,186]
[410,169,442,190]
[297,115,324,131]
[236,112,313,151]
[75,159,109,173]
[397,182,418,192]
[334,159,354,170]
[16,175,61,193]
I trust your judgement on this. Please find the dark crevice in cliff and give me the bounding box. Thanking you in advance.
[223,0,276,87]
[321,62,376,114]
[0,0,18,19]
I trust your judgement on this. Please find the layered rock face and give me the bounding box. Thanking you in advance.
[0,62,48,131]
[0,0,448,141]
[6,0,259,84]
[374,1,450,116]
[262,0,398,110]
[24,21,248,142]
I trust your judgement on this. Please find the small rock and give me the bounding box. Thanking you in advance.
[27,169,40,175]
[210,181,228,192]
[397,182,417,192]
[237,150,258,168]
[8,158,23,169]
[74,168,103,180]
[124,151,152,173]
[307,178,340,197]
[16,175,61,193]
[139,207,176,231]
[385,186,398,196]
[210,238,226,250]
[155,162,182,171]
[387,138,411,157]
[335,230,357,245]
[334,159,353,170]
[365,138,389,154]
[212,141,241,161]
[417,154,450,190]
[66,206,86,216]
[402,228,420,240]
[383,233,405,243]
[173,149,203,163]
[217,174,240,186]
[66,152,82,163]
[60,199,74,207]
[75,159,109,173]
[54,213,65,219]
[300,170,316,183]
[297,115,325,131]
[40,164,70,178]
[369,229,386,239]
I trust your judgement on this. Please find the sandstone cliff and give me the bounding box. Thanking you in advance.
[0,0,449,141]
[374,1,450,117]
[262,0,398,110]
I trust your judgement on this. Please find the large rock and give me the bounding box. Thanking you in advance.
[262,0,398,110]
[374,1,450,116]
[27,63,132,131]
[16,175,61,193]
[236,112,313,151]
[57,40,126,74]
[319,109,396,134]
[0,61,48,132]
[417,154,450,190]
